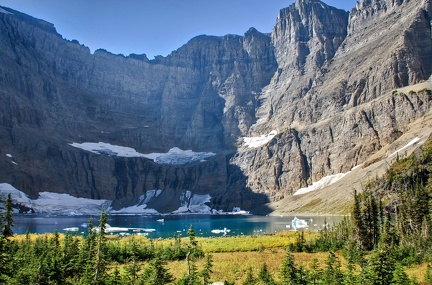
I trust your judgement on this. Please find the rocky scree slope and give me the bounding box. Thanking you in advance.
[1,0,432,214]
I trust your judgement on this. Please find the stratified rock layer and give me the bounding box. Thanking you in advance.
[0,0,431,213]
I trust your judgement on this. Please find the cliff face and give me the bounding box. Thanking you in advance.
[0,6,276,211]
[0,0,431,213]
[234,0,432,201]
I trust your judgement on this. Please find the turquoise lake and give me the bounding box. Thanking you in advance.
[12,214,344,238]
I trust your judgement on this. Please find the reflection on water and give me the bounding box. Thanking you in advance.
[13,214,345,238]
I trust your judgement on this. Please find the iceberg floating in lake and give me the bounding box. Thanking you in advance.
[211,228,231,236]
[291,217,308,230]
[63,227,79,232]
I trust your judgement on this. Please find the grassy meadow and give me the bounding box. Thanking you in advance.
[9,231,428,284]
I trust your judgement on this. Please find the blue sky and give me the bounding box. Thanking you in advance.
[0,0,358,59]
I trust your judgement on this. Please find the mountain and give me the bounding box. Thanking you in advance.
[0,0,431,215]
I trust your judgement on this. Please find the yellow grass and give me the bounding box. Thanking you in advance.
[11,232,428,284]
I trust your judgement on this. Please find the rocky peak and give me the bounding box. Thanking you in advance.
[0,0,431,215]
[348,0,410,34]
[272,0,348,71]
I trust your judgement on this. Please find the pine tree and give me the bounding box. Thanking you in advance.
[343,262,359,285]
[279,249,298,285]
[352,190,368,250]
[94,211,108,283]
[308,257,322,285]
[0,194,3,231]
[2,193,14,239]
[140,255,173,285]
[392,263,410,285]
[380,213,398,248]
[425,264,432,285]
[0,236,5,283]
[176,259,199,285]
[323,251,343,285]
[201,254,213,285]
[242,267,256,285]
[124,255,140,285]
[363,246,395,285]
[368,192,381,247]
[296,265,309,285]
[258,263,276,285]
[107,266,122,285]
[62,231,80,278]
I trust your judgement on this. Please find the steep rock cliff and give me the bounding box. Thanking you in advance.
[0,6,275,211]
[235,0,432,201]
[1,0,432,213]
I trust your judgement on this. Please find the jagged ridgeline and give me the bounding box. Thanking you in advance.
[0,0,432,214]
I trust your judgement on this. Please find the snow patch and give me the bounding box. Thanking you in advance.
[294,171,350,196]
[243,130,277,148]
[0,183,32,205]
[111,190,162,215]
[0,8,13,15]
[389,137,420,157]
[138,190,162,205]
[31,192,111,215]
[110,205,160,215]
[69,142,215,165]
[0,183,110,215]
[172,191,212,214]
[1,183,218,216]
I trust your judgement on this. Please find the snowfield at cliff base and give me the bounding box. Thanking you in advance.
[293,137,421,196]
[69,142,216,165]
[0,183,245,216]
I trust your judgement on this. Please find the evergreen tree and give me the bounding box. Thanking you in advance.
[124,255,140,285]
[343,262,359,285]
[380,213,399,249]
[296,265,309,285]
[47,230,65,284]
[176,259,199,285]
[352,190,368,250]
[201,254,213,285]
[62,231,80,279]
[242,267,256,285]
[94,211,108,283]
[308,257,322,285]
[188,225,198,248]
[107,266,122,285]
[292,230,306,252]
[187,224,203,259]
[0,194,3,231]
[258,263,276,285]
[140,255,173,285]
[363,246,395,285]
[2,193,14,238]
[425,264,432,285]
[392,263,410,285]
[323,251,343,285]
[279,249,298,285]
[0,236,5,283]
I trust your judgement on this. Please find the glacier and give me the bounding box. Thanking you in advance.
[69,142,215,165]
[0,183,217,215]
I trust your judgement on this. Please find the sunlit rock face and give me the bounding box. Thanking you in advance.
[234,0,432,201]
[0,0,432,213]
